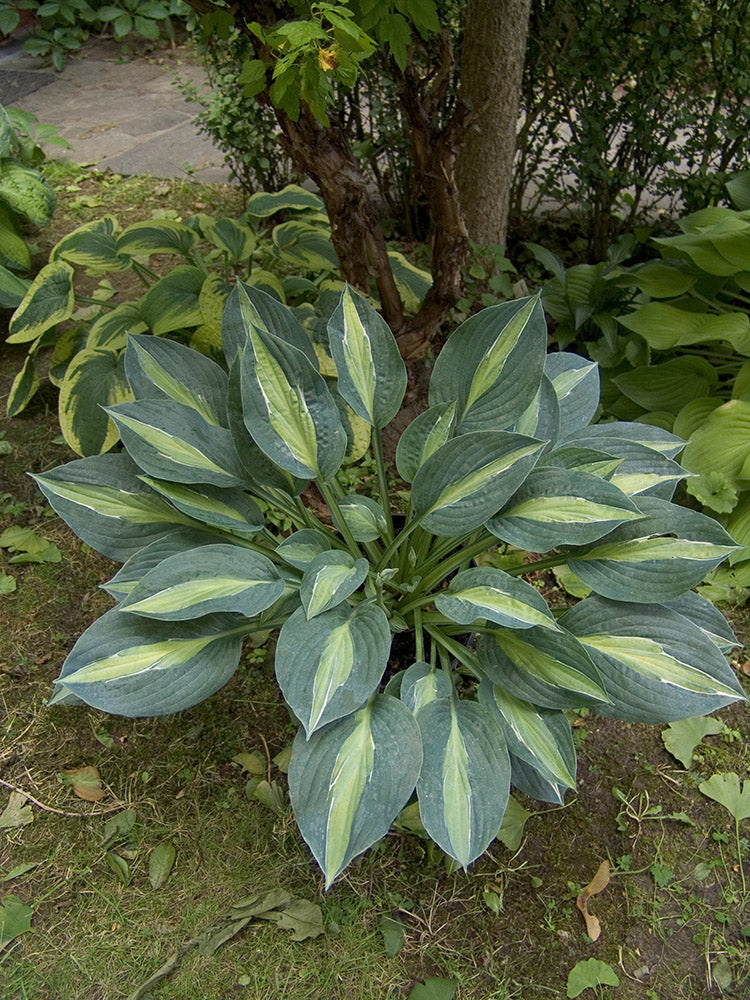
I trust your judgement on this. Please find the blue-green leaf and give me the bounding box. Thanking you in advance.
[300,551,369,619]
[396,401,457,482]
[102,528,230,598]
[400,662,453,715]
[277,529,333,570]
[545,353,600,433]
[435,567,559,631]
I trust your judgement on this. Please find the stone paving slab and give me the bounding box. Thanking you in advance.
[0,41,232,184]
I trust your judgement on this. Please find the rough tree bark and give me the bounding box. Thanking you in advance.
[456,0,532,247]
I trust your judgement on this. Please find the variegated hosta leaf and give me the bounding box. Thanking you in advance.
[411,431,544,536]
[51,215,131,273]
[545,352,600,434]
[51,608,247,716]
[478,679,576,791]
[120,544,285,621]
[416,698,511,869]
[138,477,263,537]
[115,219,198,258]
[487,467,643,550]
[560,596,745,722]
[239,288,347,481]
[125,334,228,427]
[103,528,230,599]
[276,603,391,737]
[595,440,686,500]
[221,281,319,369]
[435,567,559,631]
[277,529,333,570]
[429,296,547,433]
[106,398,248,487]
[541,446,622,480]
[509,373,560,446]
[7,259,75,344]
[227,358,308,496]
[139,265,205,336]
[32,453,194,562]
[58,347,133,457]
[476,627,610,710]
[565,421,684,459]
[395,401,457,482]
[87,303,147,351]
[568,496,738,602]
[300,551,369,619]
[400,662,453,715]
[510,755,569,806]
[6,354,38,417]
[288,694,422,888]
[338,495,387,542]
[661,591,738,653]
[327,285,407,428]
[201,216,256,262]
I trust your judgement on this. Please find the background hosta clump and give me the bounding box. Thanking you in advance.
[35,283,745,886]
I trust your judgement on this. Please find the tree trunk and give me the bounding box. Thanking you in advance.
[456,0,532,246]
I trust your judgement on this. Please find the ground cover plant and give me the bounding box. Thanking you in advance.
[29,279,746,891]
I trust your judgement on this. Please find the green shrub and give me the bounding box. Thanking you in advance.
[36,284,744,886]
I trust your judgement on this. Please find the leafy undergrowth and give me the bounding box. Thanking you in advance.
[2,170,750,1000]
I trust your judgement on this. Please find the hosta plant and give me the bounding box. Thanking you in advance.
[35,284,746,886]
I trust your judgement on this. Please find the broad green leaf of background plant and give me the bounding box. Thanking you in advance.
[86,302,147,351]
[58,347,133,456]
[416,698,510,869]
[289,694,422,888]
[51,608,247,716]
[618,301,750,354]
[613,356,718,415]
[7,259,74,344]
[0,202,32,271]
[273,220,339,271]
[244,183,325,218]
[435,566,559,631]
[276,603,391,737]
[201,216,256,262]
[681,399,750,488]
[411,430,544,536]
[327,285,407,427]
[0,261,30,309]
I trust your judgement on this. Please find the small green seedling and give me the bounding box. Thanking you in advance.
[662,714,724,768]
[566,958,620,998]
[699,772,750,892]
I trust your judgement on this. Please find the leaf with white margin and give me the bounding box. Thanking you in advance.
[568,496,738,602]
[435,567,559,631]
[560,596,745,722]
[33,453,194,562]
[221,280,319,369]
[106,398,248,487]
[327,285,407,428]
[338,494,387,542]
[277,529,333,570]
[545,352,600,433]
[120,544,284,621]
[288,694,422,888]
[396,401,457,482]
[478,679,576,790]
[565,421,684,459]
[139,477,264,538]
[276,603,391,737]
[103,527,230,598]
[510,754,569,805]
[50,608,247,716]
[300,551,369,619]
[430,296,546,433]
[400,662,453,715]
[416,697,510,869]
[540,446,621,480]
[411,431,544,536]
[509,373,560,446]
[660,591,738,653]
[476,627,609,710]
[487,467,643,551]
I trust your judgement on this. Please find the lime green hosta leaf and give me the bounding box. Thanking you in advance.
[613,357,718,415]
[201,216,256,262]
[416,698,510,869]
[545,353,599,434]
[51,608,247,716]
[338,494,387,542]
[624,259,696,297]
[106,398,248,487]
[125,334,228,427]
[400,662,453,715]
[140,265,205,336]
[51,215,131,273]
[430,296,546,432]
[435,567,559,631]
[87,302,147,351]
[568,496,737,602]
[0,161,55,225]
[103,528,232,599]
[139,478,263,538]
[681,399,750,488]
[276,603,391,737]
[277,529,333,570]
[300,551,369,619]
[396,401,457,482]
[288,694,422,887]
[245,184,325,218]
[273,220,339,271]
[477,627,609,710]
[411,431,544,536]
[673,398,722,441]
[58,347,133,456]
[327,285,407,428]
[561,596,744,722]
[478,680,576,791]
[116,219,198,258]
[239,295,346,481]
[488,467,643,551]
[33,453,195,562]
[618,302,750,354]
[222,281,319,369]
[8,259,74,344]
[120,544,284,620]
[6,354,39,417]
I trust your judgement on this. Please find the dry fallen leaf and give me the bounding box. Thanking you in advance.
[61,766,106,802]
[576,859,610,941]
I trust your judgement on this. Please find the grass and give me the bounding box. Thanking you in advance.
[1,164,749,1000]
